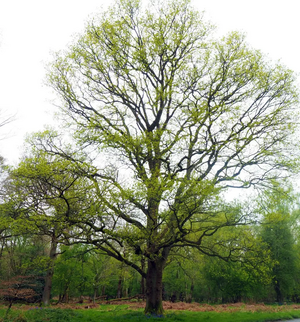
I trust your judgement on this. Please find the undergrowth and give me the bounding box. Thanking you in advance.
[0,305,300,322]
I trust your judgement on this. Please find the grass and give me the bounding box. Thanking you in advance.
[0,304,300,322]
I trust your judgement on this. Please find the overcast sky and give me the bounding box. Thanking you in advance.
[0,0,299,164]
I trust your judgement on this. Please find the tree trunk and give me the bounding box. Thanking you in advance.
[42,234,58,306]
[141,257,145,296]
[93,288,97,304]
[274,280,283,303]
[144,259,164,315]
[117,276,122,298]
[61,284,70,303]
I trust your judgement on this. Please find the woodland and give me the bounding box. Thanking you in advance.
[1,0,300,316]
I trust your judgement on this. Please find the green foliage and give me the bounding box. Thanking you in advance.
[45,0,300,258]
[201,257,267,303]
[0,236,47,274]
[257,183,298,302]
[261,216,297,301]
[51,245,141,301]
[163,227,273,304]
[51,245,94,300]
[4,0,300,314]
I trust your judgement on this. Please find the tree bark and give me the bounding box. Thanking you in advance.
[144,259,164,315]
[141,257,145,296]
[274,280,283,303]
[117,276,122,298]
[42,234,57,306]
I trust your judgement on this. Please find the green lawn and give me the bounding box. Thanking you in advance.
[1,304,300,322]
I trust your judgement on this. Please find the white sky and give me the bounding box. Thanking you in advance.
[0,0,299,164]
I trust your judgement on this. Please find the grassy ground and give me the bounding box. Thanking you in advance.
[0,303,300,322]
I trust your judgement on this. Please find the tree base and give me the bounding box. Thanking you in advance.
[144,302,164,316]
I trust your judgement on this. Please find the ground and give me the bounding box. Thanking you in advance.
[2,300,300,313]
[103,301,300,313]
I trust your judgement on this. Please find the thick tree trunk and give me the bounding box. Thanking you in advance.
[42,234,57,306]
[144,259,164,315]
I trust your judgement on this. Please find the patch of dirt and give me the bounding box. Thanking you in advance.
[3,301,300,313]
[102,301,300,312]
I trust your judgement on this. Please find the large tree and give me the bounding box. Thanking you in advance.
[45,0,299,314]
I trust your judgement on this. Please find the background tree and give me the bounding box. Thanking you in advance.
[89,251,120,302]
[0,234,47,318]
[5,135,96,306]
[44,0,299,314]
[261,216,296,303]
[258,183,298,303]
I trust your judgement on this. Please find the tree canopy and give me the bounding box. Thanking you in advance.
[41,0,300,314]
